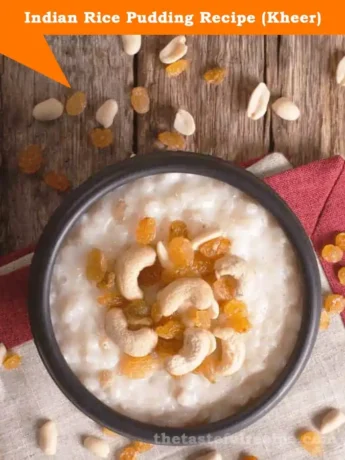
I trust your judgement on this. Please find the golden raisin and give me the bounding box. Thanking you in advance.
[86,248,107,282]
[151,303,162,324]
[213,276,237,301]
[225,313,252,333]
[166,59,189,77]
[204,67,226,84]
[319,310,330,330]
[18,145,43,174]
[203,272,218,286]
[222,299,247,316]
[335,232,345,250]
[136,217,156,244]
[161,266,196,285]
[118,446,138,460]
[155,319,185,340]
[131,87,150,114]
[199,237,231,259]
[66,91,87,116]
[155,338,183,359]
[130,441,153,452]
[90,128,113,148]
[321,244,343,263]
[97,291,126,308]
[241,456,258,460]
[138,260,162,286]
[169,220,189,240]
[99,369,114,389]
[125,299,150,317]
[168,237,194,268]
[299,430,322,456]
[97,271,116,290]
[324,294,345,314]
[192,251,214,276]
[338,267,345,285]
[44,171,71,192]
[120,354,157,379]
[158,132,185,150]
[101,427,117,437]
[186,307,212,329]
[3,353,21,370]
[194,352,219,383]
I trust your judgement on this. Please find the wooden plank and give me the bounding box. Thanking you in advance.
[0,36,133,254]
[267,35,345,165]
[136,35,269,161]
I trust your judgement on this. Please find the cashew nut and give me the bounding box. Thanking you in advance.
[116,244,156,300]
[191,229,223,250]
[157,278,219,319]
[214,254,247,280]
[156,241,173,269]
[38,420,58,455]
[166,328,216,376]
[213,327,245,376]
[105,308,158,357]
[195,452,223,460]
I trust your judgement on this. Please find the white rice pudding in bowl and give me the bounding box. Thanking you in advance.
[50,172,303,427]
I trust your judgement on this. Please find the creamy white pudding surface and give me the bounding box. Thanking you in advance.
[50,173,303,426]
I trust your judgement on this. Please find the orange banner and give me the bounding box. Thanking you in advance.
[0,1,343,86]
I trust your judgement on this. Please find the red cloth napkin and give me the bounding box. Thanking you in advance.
[1,156,345,349]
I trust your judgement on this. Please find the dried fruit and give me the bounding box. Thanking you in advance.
[66,91,87,116]
[3,353,21,370]
[120,354,157,379]
[174,109,196,136]
[90,128,113,148]
[97,271,116,290]
[33,98,64,122]
[130,441,153,452]
[151,303,162,324]
[166,59,189,77]
[136,217,156,244]
[155,338,182,359]
[194,352,219,383]
[86,248,107,283]
[96,99,118,128]
[121,35,142,55]
[159,36,188,64]
[168,237,194,267]
[125,299,151,317]
[203,67,226,85]
[298,430,322,456]
[225,313,252,333]
[199,237,230,259]
[222,299,247,316]
[203,272,218,286]
[138,259,162,286]
[169,220,189,240]
[192,251,214,276]
[18,144,43,174]
[186,307,212,328]
[97,291,126,308]
[335,232,345,250]
[155,319,184,340]
[241,456,258,460]
[158,131,185,150]
[118,446,138,460]
[321,244,343,263]
[324,294,345,313]
[44,171,71,192]
[99,369,114,388]
[131,87,150,114]
[272,97,300,121]
[101,427,118,437]
[213,276,237,301]
[319,310,330,330]
[338,267,345,285]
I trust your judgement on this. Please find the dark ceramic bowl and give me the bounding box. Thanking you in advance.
[28,152,321,445]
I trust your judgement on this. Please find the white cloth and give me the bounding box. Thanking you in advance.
[1,154,344,460]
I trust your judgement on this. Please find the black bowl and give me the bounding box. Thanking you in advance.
[28,152,321,445]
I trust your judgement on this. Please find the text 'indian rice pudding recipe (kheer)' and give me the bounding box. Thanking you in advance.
[50,172,303,426]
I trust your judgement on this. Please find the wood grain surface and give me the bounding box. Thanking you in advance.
[0,35,344,254]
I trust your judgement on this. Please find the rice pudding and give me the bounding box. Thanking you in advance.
[50,173,303,426]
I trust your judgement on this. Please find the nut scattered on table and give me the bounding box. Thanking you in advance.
[247,82,270,120]
[195,451,223,460]
[0,343,7,366]
[38,420,58,456]
[320,408,345,434]
[271,97,300,121]
[173,109,196,136]
[33,98,64,121]
[121,35,142,55]
[83,436,110,458]
[159,36,188,64]
[96,99,118,128]
[336,56,345,86]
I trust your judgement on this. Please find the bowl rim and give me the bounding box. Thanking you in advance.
[28,151,321,445]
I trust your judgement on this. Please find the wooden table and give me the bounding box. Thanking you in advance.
[1,35,345,255]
